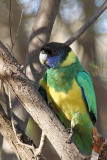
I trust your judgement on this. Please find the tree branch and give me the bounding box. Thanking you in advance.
[0,104,46,160]
[0,41,88,160]
[25,0,61,85]
[9,1,61,159]
[65,0,107,46]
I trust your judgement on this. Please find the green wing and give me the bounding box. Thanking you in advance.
[76,71,97,122]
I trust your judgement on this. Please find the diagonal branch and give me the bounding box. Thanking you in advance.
[0,41,88,160]
[10,1,61,159]
[65,0,107,46]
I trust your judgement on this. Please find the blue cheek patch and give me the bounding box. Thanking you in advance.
[46,50,67,69]
[47,56,61,68]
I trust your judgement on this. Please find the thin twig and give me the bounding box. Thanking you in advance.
[11,115,34,150]
[8,0,23,53]
[38,132,45,153]
[8,89,17,141]
[13,0,23,47]
[8,89,12,109]
[34,131,46,159]
[9,89,47,160]
[9,0,14,52]
[8,89,34,150]
[65,0,107,46]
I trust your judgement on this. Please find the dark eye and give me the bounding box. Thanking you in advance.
[46,48,52,55]
[50,49,57,57]
[52,49,57,53]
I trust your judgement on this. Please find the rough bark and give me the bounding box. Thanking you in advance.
[0,41,88,160]
[5,0,61,159]
[0,105,46,160]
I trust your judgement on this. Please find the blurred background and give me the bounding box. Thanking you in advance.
[0,0,107,159]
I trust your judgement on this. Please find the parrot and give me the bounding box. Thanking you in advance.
[39,42,97,156]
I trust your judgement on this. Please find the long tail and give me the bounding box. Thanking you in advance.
[72,125,92,156]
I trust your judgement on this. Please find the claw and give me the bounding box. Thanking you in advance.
[66,127,73,144]
[66,128,71,133]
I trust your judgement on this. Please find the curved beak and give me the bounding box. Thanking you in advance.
[39,51,48,65]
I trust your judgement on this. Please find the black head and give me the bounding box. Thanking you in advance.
[39,42,71,68]
[40,42,71,57]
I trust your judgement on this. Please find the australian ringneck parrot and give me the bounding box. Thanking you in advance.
[39,42,97,156]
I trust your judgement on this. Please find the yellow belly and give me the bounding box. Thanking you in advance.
[41,79,87,120]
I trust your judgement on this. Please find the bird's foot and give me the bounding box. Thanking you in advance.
[66,128,73,144]
[66,128,72,133]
